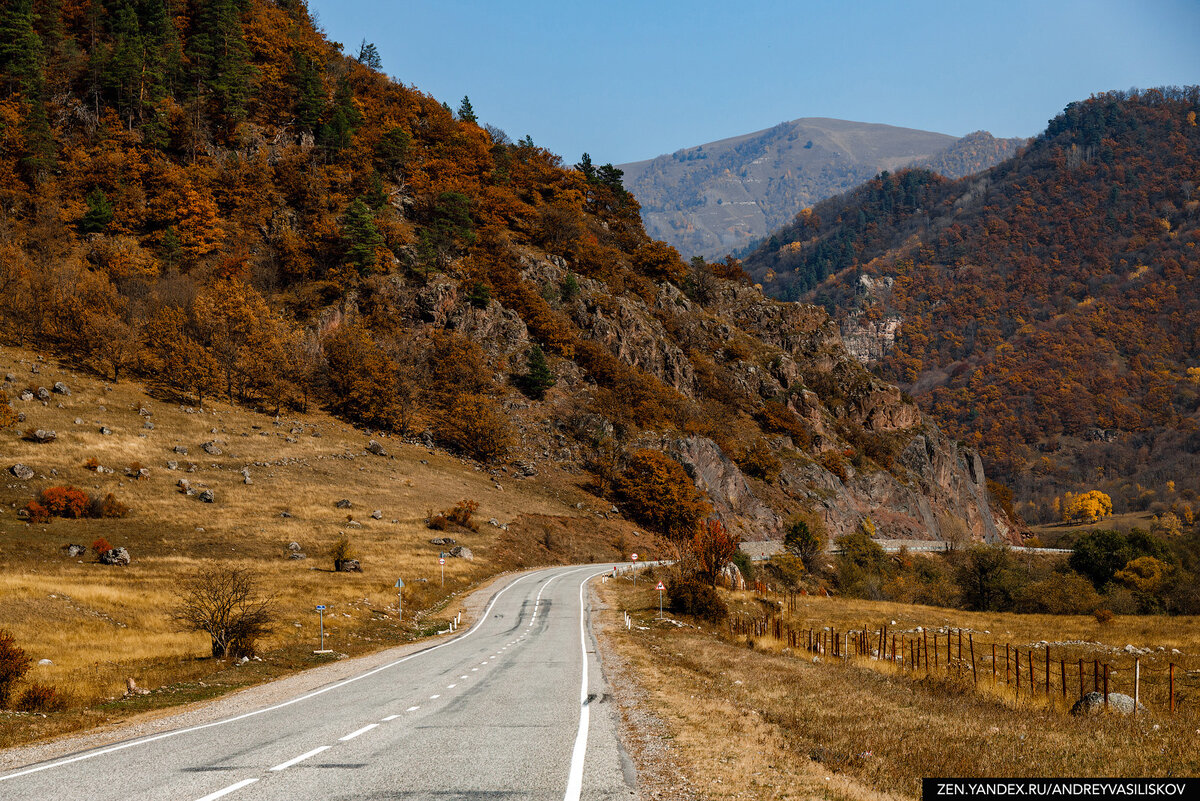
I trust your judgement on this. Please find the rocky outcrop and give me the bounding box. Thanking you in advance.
[841,311,903,364]
[669,436,781,541]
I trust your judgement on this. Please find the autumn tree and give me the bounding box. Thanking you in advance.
[434,393,514,463]
[323,324,408,431]
[141,307,219,407]
[1062,490,1113,524]
[692,519,741,586]
[783,515,826,571]
[614,449,711,540]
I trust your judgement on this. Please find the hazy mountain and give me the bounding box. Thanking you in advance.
[618,119,1023,260]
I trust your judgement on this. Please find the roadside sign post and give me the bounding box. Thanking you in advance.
[394,578,404,621]
[631,553,638,587]
[316,605,326,651]
[656,581,665,618]
[439,556,445,587]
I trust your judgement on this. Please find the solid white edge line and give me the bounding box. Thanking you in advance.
[0,568,541,784]
[563,569,606,801]
[339,724,378,742]
[195,777,258,801]
[269,745,330,772]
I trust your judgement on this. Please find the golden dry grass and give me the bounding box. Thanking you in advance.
[597,577,1200,801]
[0,345,657,746]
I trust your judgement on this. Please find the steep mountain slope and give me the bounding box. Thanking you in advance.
[744,88,1200,522]
[0,0,1009,545]
[617,119,1022,260]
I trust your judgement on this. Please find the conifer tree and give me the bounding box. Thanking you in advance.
[356,39,381,70]
[342,198,384,275]
[517,344,555,400]
[80,188,114,233]
[457,95,476,124]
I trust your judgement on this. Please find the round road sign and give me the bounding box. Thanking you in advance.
[439,557,445,565]
[631,553,638,561]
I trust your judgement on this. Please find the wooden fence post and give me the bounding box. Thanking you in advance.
[969,633,977,685]
[992,643,997,683]
[933,633,939,670]
[923,630,930,672]
[1103,664,1109,707]
[1170,663,1175,714]
[1005,645,1011,686]
[1029,651,1035,694]
[1079,658,1084,700]
[1133,658,1140,718]
[1015,649,1021,698]
[1060,659,1067,698]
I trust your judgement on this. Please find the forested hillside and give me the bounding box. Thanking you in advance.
[0,0,1011,545]
[745,89,1200,523]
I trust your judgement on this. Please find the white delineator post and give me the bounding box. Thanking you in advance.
[316,605,326,651]
[656,581,665,618]
[631,553,638,587]
[439,556,445,587]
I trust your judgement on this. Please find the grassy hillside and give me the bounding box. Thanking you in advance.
[0,345,651,746]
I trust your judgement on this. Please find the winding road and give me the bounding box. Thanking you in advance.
[0,565,635,800]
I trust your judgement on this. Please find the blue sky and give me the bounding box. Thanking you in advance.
[307,0,1200,166]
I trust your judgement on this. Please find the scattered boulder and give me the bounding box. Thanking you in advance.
[18,389,33,401]
[429,537,456,546]
[514,461,538,477]
[367,440,388,456]
[449,546,474,560]
[203,441,222,455]
[280,511,293,518]
[3,373,13,383]
[177,478,191,493]
[166,460,178,470]
[420,430,434,448]
[719,561,748,591]
[35,387,50,401]
[99,426,112,435]
[29,429,56,443]
[16,509,29,519]
[335,499,352,509]
[74,418,83,425]
[289,552,306,560]
[334,558,362,572]
[10,464,34,480]
[99,547,131,566]
[1070,692,1144,716]
[63,544,86,557]
[173,445,188,455]
[143,421,154,430]
[371,510,383,520]
[52,382,70,395]
[287,542,302,551]
[38,659,52,666]
[199,489,215,503]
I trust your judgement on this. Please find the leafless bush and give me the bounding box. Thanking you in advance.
[173,567,274,659]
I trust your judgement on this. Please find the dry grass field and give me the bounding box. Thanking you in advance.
[597,573,1200,801]
[0,345,662,747]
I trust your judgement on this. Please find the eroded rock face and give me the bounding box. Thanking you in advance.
[669,436,781,541]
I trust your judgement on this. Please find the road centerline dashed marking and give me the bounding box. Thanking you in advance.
[429,694,440,699]
[195,777,258,801]
[447,683,457,688]
[406,705,420,711]
[382,714,400,721]
[269,745,330,772]
[339,724,378,742]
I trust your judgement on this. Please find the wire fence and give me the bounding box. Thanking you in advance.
[726,590,1200,717]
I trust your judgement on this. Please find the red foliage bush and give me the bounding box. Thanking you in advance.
[92,538,113,556]
[38,486,90,518]
[24,501,49,524]
[90,493,129,519]
[16,682,66,712]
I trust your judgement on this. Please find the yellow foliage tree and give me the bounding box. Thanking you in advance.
[1062,490,1112,524]
[1113,556,1169,595]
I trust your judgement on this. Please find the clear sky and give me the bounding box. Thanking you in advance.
[306,0,1200,166]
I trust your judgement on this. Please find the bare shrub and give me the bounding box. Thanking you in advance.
[173,567,274,658]
[446,499,479,531]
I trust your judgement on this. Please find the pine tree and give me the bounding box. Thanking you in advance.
[342,198,384,275]
[457,95,476,124]
[517,344,555,400]
[186,0,255,133]
[356,39,381,70]
[293,53,324,133]
[80,188,114,233]
[0,0,43,96]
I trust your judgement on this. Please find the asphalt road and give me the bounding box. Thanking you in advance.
[0,564,636,800]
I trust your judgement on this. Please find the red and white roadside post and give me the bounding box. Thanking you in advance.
[631,553,638,587]
[656,581,665,618]
[439,556,445,587]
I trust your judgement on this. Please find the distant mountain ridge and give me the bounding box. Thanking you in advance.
[618,118,1024,260]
